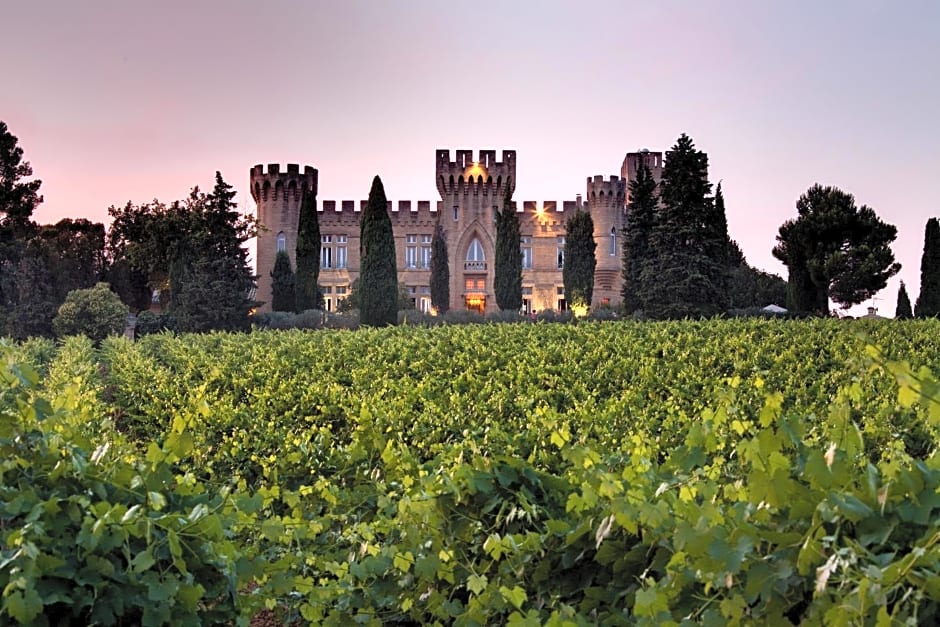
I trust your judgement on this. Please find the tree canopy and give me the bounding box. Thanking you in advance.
[915,217,940,317]
[896,281,914,319]
[622,160,657,315]
[494,181,522,311]
[294,185,321,311]
[563,209,596,311]
[359,176,398,326]
[429,221,450,314]
[772,184,900,315]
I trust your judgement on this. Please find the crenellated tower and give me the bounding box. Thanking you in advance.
[436,149,516,314]
[250,163,318,310]
[621,149,663,203]
[584,175,626,308]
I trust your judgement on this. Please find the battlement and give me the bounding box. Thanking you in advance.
[621,150,664,184]
[317,199,439,226]
[250,163,318,203]
[585,175,625,202]
[436,149,516,199]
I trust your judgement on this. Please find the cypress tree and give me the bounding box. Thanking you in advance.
[429,221,450,314]
[915,217,940,317]
[622,160,657,314]
[359,176,397,326]
[270,250,295,312]
[494,181,522,311]
[295,185,321,311]
[563,209,596,311]
[643,133,724,318]
[896,281,913,319]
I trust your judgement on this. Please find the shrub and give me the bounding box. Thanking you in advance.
[52,283,127,343]
[443,309,485,325]
[135,310,178,336]
[485,309,526,324]
[399,310,438,326]
[586,306,620,321]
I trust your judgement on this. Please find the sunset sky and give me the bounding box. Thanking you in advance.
[5,0,938,315]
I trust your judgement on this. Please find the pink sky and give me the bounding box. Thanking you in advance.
[5,1,938,315]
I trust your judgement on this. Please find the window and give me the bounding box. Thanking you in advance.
[453,205,459,221]
[276,231,286,253]
[522,286,533,315]
[336,235,347,269]
[321,235,332,268]
[421,234,432,268]
[406,234,418,268]
[521,236,532,269]
[465,237,485,271]
[556,286,567,312]
[322,286,333,311]
[556,236,565,269]
[610,227,617,256]
[465,277,485,291]
[335,286,347,295]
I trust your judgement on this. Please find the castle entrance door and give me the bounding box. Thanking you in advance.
[465,295,485,314]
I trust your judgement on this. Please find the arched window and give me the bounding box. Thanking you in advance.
[277,231,286,253]
[465,237,485,271]
[609,227,616,256]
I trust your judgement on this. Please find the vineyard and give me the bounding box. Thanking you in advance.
[2,319,940,625]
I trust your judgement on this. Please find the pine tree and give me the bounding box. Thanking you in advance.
[622,160,657,314]
[642,133,725,318]
[295,185,321,311]
[915,217,940,317]
[563,209,596,311]
[359,176,398,326]
[271,250,295,312]
[171,173,256,332]
[494,181,522,311]
[429,221,450,314]
[896,281,913,319]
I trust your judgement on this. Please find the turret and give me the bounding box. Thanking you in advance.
[251,163,318,311]
[584,175,626,309]
[621,150,663,201]
[435,149,516,199]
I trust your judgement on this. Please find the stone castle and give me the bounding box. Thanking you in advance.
[251,149,664,314]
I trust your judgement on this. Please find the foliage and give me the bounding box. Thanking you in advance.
[429,221,450,314]
[915,217,940,317]
[773,184,901,315]
[336,277,411,314]
[106,172,256,332]
[7,240,58,339]
[11,320,940,624]
[622,159,657,315]
[642,134,728,318]
[134,311,177,337]
[563,209,597,310]
[52,282,127,342]
[294,186,321,312]
[38,219,106,302]
[896,280,914,319]
[270,251,295,312]
[359,176,398,326]
[727,240,788,309]
[104,257,151,313]
[0,341,255,625]
[495,181,522,311]
[0,120,42,230]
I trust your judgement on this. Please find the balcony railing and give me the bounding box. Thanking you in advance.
[464,260,487,271]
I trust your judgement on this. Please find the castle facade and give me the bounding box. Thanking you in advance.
[251,149,663,314]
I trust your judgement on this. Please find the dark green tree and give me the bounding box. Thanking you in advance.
[359,176,398,326]
[622,160,657,314]
[429,221,450,314]
[0,121,42,231]
[8,240,57,339]
[494,181,522,311]
[641,134,726,318]
[271,251,296,312]
[915,218,940,317]
[896,281,914,319]
[294,185,322,311]
[772,184,900,315]
[107,172,256,332]
[52,282,127,342]
[726,240,788,310]
[563,209,596,311]
[39,219,106,302]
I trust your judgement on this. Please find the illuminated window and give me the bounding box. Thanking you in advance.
[276,232,286,253]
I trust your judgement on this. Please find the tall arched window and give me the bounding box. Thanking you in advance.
[465,237,485,270]
[609,227,616,256]
[277,231,286,253]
